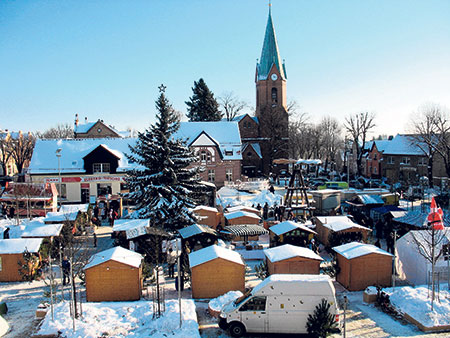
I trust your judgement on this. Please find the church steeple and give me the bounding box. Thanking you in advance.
[256,6,286,81]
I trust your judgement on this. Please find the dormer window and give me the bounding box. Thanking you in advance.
[225,150,233,156]
[93,163,110,173]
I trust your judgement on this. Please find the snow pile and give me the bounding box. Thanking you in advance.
[365,286,378,295]
[388,285,450,327]
[208,291,243,312]
[38,299,200,338]
[0,315,9,336]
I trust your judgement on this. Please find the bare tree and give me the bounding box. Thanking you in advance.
[344,112,376,176]
[318,116,343,172]
[407,104,442,187]
[411,228,448,310]
[0,133,13,176]
[37,123,74,139]
[433,108,450,177]
[219,91,247,121]
[9,132,35,179]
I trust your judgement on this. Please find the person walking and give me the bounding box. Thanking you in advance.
[93,232,97,248]
[62,257,70,285]
[167,248,176,278]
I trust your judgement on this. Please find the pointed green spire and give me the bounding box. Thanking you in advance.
[257,7,286,81]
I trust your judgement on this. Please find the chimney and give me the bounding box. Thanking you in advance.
[388,135,393,140]
[75,113,79,127]
[85,117,88,124]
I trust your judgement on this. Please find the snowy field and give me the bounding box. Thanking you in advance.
[37,299,200,338]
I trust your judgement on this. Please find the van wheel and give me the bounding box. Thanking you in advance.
[229,322,246,338]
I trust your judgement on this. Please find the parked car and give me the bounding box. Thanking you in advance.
[318,181,349,190]
[218,274,340,337]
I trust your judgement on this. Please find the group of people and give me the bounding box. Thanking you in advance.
[253,202,296,222]
[92,204,119,227]
[0,203,15,219]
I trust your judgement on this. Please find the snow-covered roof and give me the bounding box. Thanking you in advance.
[296,159,322,165]
[382,134,426,156]
[173,122,242,160]
[84,246,143,270]
[333,241,393,259]
[269,220,317,236]
[264,244,323,262]
[28,138,137,175]
[192,205,218,213]
[315,216,371,232]
[393,208,450,228]
[224,211,261,220]
[113,219,150,232]
[357,194,385,205]
[59,204,89,213]
[178,224,217,239]
[0,238,43,254]
[226,205,260,214]
[21,223,63,238]
[242,143,262,159]
[44,211,79,223]
[188,244,244,268]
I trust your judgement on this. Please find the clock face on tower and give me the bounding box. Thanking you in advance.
[271,73,278,81]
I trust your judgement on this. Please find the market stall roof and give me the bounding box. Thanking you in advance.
[333,241,393,259]
[84,246,143,270]
[223,224,268,236]
[264,244,323,262]
[347,194,385,207]
[224,211,261,220]
[315,216,371,232]
[44,211,79,223]
[0,238,43,254]
[113,219,150,232]
[371,205,406,216]
[269,220,316,236]
[21,223,63,238]
[188,244,244,268]
[178,224,217,239]
[226,205,260,214]
[393,208,450,228]
[192,205,218,213]
[59,204,89,213]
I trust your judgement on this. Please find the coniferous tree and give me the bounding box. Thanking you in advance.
[185,78,222,121]
[306,298,338,338]
[126,88,203,231]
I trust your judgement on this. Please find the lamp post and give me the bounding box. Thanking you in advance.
[56,148,62,211]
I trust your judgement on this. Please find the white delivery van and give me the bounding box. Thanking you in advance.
[219,274,340,337]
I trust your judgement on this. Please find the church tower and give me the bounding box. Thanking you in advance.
[255,6,289,173]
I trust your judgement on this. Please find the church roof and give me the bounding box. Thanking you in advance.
[257,8,286,81]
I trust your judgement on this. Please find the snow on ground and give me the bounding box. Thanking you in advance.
[388,284,450,328]
[208,291,243,312]
[38,299,200,338]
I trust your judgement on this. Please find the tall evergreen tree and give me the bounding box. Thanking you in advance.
[185,78,222,121]
[126,87,203,231]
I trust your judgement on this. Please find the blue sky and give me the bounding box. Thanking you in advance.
[1,0,449,137]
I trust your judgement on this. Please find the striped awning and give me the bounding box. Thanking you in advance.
[223,224,268,236]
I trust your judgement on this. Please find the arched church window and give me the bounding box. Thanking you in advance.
[271,88,278,104]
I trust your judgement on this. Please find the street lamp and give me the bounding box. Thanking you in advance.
[56,148,62,211]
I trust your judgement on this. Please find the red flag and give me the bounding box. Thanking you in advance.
[428,197,444,230]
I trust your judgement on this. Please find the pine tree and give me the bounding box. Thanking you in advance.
[185,78,222,121]
[126,88,204,231]
[306,298,338,338]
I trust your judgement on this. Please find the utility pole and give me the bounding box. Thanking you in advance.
[176,239,182,328]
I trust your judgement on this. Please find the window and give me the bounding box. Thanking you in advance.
[200,151,207,162]
[443,244,450,261]
[97,183,112,197]
[418,157,427,166]
[0,256,2,271]
[225,150,233,156]
[247,151,252,157]
[373,154,378,160]
[373,166,377,174]
[226,168,233,182]
[388,156,394,165]
[208,169,215,182]
[239,296,266,312]
[93,163,110,173]
[402,157,411,165]
[60,183,67,199]
[271,88,278,104]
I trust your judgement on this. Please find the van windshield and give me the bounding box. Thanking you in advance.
[234,289,252,306]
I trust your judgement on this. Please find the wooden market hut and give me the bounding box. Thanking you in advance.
[333,242,393,291]
[0,238,43,282]
[178,224,218,252]
[192,206,221,229]
[189,245,245,299]
[269,220,317,247]
[44,210,82,234]
[224,211,261,226]
[264,244,323,275]
[21,221,63,240]
[314,216,371,247]
[84,246,143,302]
[226,205,261,217]
[222,224,268,243]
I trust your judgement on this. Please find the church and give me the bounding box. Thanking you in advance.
[235,7,289,178]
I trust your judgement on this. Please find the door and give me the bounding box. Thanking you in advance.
[238,296,268,333]
[81,188,90,204]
